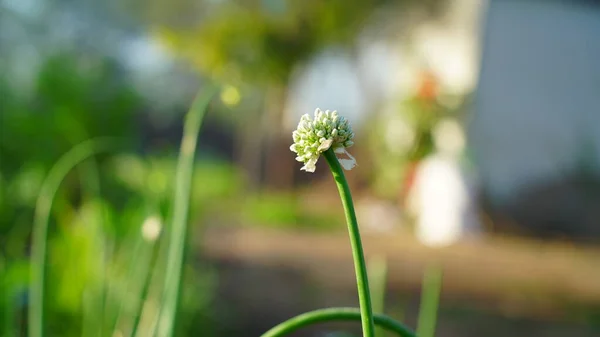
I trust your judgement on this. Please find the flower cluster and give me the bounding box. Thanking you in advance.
[290,108,356,172]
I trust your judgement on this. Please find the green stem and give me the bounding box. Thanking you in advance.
[155,85,218,337]
[111,231,156,337]
[323,148,375,337]
[260,307,416,337]
[369,255,388,337]
[79,157,108,337]
[29,138,120,337]
[416,263,443,337]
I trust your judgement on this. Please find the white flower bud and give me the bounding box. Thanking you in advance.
[141,216,162,242]
[290,108,357,173]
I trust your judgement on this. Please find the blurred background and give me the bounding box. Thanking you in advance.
[2,0,600,336]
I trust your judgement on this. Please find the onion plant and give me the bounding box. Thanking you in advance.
[264,109,418,337]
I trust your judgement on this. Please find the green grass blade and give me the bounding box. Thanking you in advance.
[3,282,17,337]
[112,227,158,337]
[28,138,120,337]
[416,263,443,337]
[369,255,388,337]
[155,85,218,337]
[133,241,166,337]
[79,157,109,337]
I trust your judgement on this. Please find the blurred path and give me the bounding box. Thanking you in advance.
[200,226,600,321]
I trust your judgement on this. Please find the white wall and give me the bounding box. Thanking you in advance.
[470,0,600,206]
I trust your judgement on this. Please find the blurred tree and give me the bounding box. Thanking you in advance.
[125,0,447,189]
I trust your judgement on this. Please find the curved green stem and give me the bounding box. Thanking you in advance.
[261,307,416,337]
[323,148,375,337]
[29,138,120,337]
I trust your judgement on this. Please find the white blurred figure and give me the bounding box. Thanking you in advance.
[407,118,482,247]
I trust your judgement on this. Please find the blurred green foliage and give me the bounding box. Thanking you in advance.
[0,51,346,336]
[0,54,139,243]
[1,54,143,336]
[153,0,401,86]
[240,193,341,231]
[0,53,233,336]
